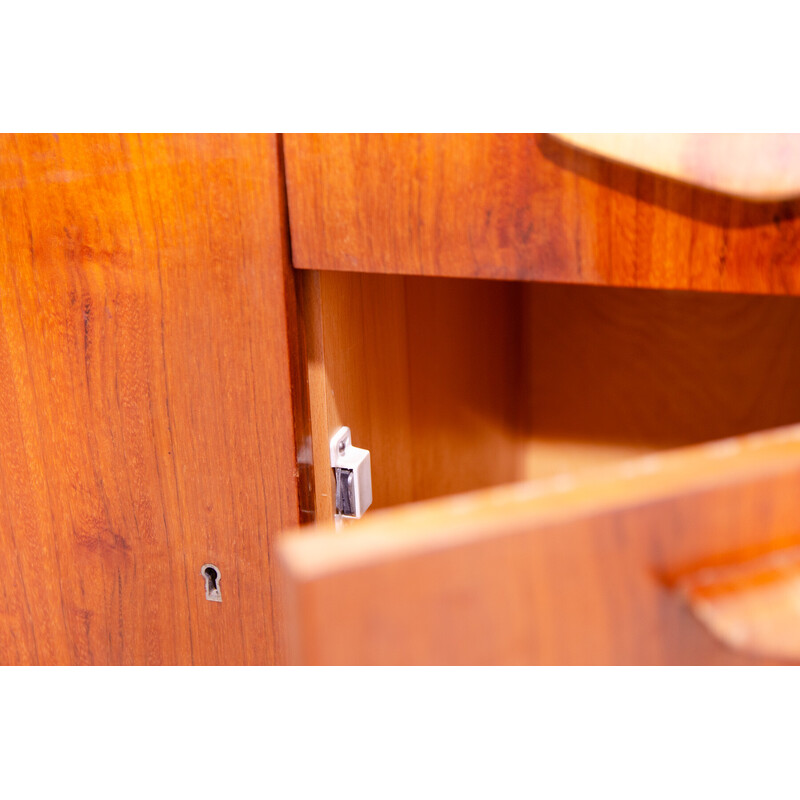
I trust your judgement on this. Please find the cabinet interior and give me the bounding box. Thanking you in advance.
[301,270,800,523]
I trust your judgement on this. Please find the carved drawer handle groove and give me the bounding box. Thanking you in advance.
[678,546,800,661]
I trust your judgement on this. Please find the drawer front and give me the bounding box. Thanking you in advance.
[279,425,800,665]
[283,133,800,295]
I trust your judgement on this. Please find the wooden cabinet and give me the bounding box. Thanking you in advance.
[6,133,800,665]
[278,134,800,664]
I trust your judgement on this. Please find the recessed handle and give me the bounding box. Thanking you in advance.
[678,545,800,661]
[554,134,800,201]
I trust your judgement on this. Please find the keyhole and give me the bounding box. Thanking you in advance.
[201,564,222,603]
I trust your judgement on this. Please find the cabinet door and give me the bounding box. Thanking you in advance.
[0,134,310,664]
[283,133,800,295]
[279,424,800,665]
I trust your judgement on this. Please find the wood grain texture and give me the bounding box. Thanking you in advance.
[0,133,308,664]
[283,133,800,294]
[679,546,800,661]
[555,134,800,201]
[520,283,800,451]
[280,424,800,665]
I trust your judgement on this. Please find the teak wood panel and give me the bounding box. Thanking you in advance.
[283,134,800,294]
[280,424,800,665]
[519,283,800,449]
[0,134,309,665]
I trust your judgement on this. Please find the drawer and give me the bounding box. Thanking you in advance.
[282,133,800,295]
[278,272,800,664]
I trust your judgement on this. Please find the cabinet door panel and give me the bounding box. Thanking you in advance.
[280,425,800,664]
[0,134,307,664]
